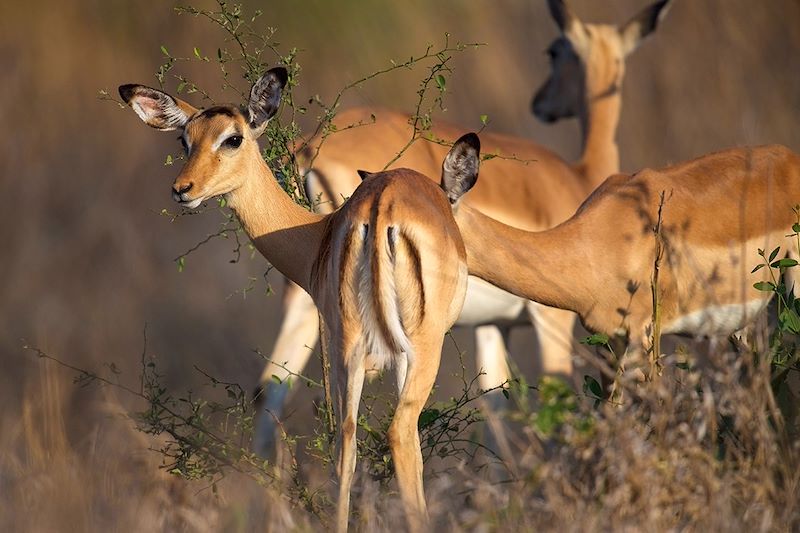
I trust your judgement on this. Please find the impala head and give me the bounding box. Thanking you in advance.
[532,0,671,123]
[119,67,288,208]
[440,133,480,206]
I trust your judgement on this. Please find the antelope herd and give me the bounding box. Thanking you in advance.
[120,0,800,531]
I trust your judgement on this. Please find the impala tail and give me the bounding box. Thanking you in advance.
[355,203,416,372]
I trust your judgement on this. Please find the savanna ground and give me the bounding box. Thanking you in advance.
[2,1,800,531]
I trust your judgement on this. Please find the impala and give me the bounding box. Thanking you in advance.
[444,139,800,381]
[119,68,481,532]
[255,0,673,457]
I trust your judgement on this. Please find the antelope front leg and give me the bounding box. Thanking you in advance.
[253,279,320,458]
[387,332,443,532]
[526,301,577,380]
[474,324,512,399]
[473,325,515,469]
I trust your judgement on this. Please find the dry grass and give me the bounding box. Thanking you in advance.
[7,330,798,531]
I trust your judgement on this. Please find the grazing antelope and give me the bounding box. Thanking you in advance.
[254,0,672,457]
[444,139,800,379]
[119,68,481,532]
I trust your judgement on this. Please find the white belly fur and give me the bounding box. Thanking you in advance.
[456,275,527,327]
[662,299,768,337]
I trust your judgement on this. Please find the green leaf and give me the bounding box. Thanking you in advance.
[435,74,446,91]
[751,263,765,273]
[501,388,509,399]
[533,408,557,436]
[177,256,185,273]
[793,223,800,233]
[772,258,798,269]
[481,153,497,161]
[417,408,441,430]
[769,246,781,262]
[583,375,603,398]
[218,197,227,208]
[779,308,800,334]
[160,45,169,57]
[581,333,610,347]
[479,114,488,125]
[753,281,776,292]
[176,81,186,93]
[165,154,173,166]
[193,47,202,59]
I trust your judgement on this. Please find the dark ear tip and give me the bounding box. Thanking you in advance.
[267,67,289,87]
[457,132,480,153]
[357,170,372,181]
[118,84,138,104]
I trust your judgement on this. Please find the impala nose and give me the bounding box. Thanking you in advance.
[531,96,553,122]
[172,182,193,202]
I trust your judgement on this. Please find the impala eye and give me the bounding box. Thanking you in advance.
[223,135,243,149]
[178,135,188,154]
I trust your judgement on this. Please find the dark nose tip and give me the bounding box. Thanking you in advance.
[172,182,193,202]
[532,100,555,123]
[531,96,543,116]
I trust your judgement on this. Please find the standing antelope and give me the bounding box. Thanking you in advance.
[119,68,481,531]
[255,0,672,457]
[444,138,800,376]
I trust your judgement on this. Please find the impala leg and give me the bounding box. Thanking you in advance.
[474,324,512,397]
[332,338,366,533]
[526,301,576,381]
[473,325,515,470]
[388,333,442,532]
[254,279,320,458]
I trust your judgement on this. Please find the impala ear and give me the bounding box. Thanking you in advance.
[247,67,288,137]
[118,84,197,131]
[441,133,480,205]
[357,170,374,181]
[619,0,672,56]
[547,0,577,32]
[547,0,588,43]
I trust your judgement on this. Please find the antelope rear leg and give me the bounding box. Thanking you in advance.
[332,338,366,533]
[387,332,443,531]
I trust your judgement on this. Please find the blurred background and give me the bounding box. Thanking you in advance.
[1,0,799,529]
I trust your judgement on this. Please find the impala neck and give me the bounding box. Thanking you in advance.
[226,156,325,293]
[577,87,621,189]
[454,204,592,318]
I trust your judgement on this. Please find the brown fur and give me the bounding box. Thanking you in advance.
[457,145,800,358]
